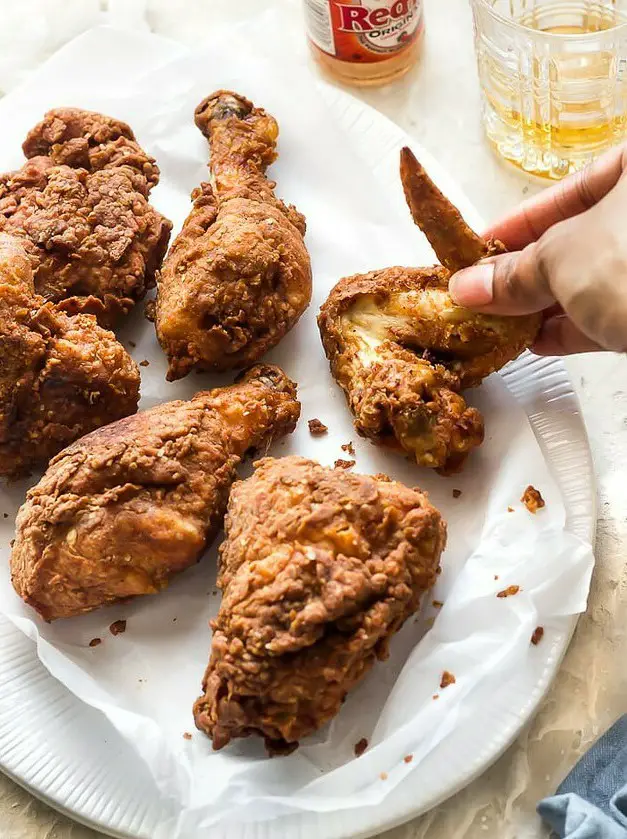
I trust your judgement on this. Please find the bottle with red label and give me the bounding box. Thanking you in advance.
[303,0,424,87]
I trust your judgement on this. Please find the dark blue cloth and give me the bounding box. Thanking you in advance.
[538,716,627,838]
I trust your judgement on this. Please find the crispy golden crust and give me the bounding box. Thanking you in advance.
[154,91,312,379]
[10,365,300,621]
[317,150,541,474]
[0,108,172,324]
[0,233,140,479]
[193,455,445,754]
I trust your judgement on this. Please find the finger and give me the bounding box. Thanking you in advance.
[484,143,627,250]
[532,315,606,356]
[449,245,555,315]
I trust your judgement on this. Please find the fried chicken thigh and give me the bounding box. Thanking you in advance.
[0,108,172,323]
[11,365,300,620]
[0,233,139,479]
[194,455,446,754]
[318,148,541,474]
[154,91,312,380]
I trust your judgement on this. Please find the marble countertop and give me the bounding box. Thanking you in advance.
[2,0,626,837]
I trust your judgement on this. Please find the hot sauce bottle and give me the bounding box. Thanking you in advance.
[303,0,424,87]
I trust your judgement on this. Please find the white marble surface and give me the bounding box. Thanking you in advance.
[1,0,626,836]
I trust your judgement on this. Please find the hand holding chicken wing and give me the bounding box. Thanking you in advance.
[194,455,445,754]
[11,365,300,620]
[318,149,541,473]
[154,91,312,379]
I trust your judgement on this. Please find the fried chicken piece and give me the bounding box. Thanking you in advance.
[154,91,312,380]
[318,148,541,474]
[11,365,299,621]
[194,455,445,754]
[0,233,139,479]
[0,108,172,324]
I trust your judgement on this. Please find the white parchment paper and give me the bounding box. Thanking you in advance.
[0,12,594,837]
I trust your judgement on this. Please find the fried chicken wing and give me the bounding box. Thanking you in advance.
[0,233,139,479]
[318,148,541,474]
[194,455,445,754]
[0,108,172,323]
[11,365,299,621]
[154,91,312,380]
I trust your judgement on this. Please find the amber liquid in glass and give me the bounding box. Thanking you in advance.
[478,3,627,178]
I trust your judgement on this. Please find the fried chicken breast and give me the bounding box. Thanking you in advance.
[0,108,172,324]
[11,365,300,620]
[154,91,312,379]
[0,233,139,479]
[318,148,541,474]
[194,455,446,754]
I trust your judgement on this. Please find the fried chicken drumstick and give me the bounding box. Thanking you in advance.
[0,233,139,479]
[0,108,172,324]
[11,365,300,620]
[318,148,541,474]
[194,456,446,754]
[154,91,312,380]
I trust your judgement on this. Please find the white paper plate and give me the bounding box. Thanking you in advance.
[0,38,594,839]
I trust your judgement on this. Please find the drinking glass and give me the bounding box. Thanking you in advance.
[470,0,627,178]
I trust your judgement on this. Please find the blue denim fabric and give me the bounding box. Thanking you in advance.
[538,716,627,838]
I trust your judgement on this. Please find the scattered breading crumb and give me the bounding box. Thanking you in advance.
[2,513,7,519]
[521,485,545,514]
[341,441,356,456]
[308,418,328,436]
[212,589,217,596]
[507,506,514,513]
[432,600,443,609]
[9,539,14,548]
[494,574,499,580]
[497,585,520,598]
[334,458,355,470]
[183,732,192,741]
[128,340,136,348]
[403,754,413,764]
[354,737,368,757]
[109,619,127,636]
[139,359,150,367]
[452,489,462,498]
[88,638,102,647]
[373,472,391,482]
[172,618,177,622]
[531,626,544,646]
[436,566,442,575]
[379,772,388,781]
[424,616,435,629]
[440,671,456,689]
[432,694,439,700]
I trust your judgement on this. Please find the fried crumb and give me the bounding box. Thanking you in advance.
[432,694,439,700]
[379,772,388,781]
[531,626,544,645]
[403,754,413,764]
[109,619,127,636]
[432,600,443,608]
[521,485,545,514]
[341,441,356,456]
[2,513,8,519]
[354,737,368,757]
[212,589,217,596]
[88,637,101,647]
[308,418,328,436]
[9,539,14,548]
[436,566,442,575]
[139,359,150,367]
[128,340,137,348]
[507,506,514,513]
[172,617,177,622]
[440,671,456,689]
[452,489,462,498]
[494,574,499,580]
[497,585,520,598]
[334,458,355,470]
[183,732,192,741]
[424,616,435,628]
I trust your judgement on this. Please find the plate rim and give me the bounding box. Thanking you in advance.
[0,44,595,839]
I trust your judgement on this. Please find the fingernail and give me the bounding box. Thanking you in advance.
[449,262,495,306]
